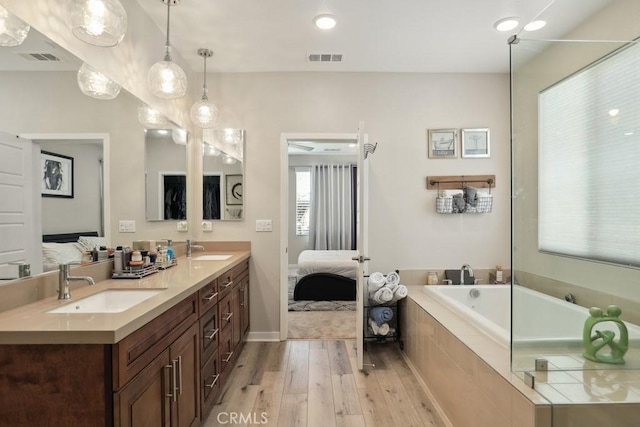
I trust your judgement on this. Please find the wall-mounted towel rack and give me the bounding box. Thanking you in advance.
[426,174,495,190]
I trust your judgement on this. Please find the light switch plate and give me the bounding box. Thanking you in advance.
[256,219,272,232]
[202,221,213,232]
[177,221,188,232]
[118,220,136,233]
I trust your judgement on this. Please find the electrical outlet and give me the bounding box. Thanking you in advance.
[202,221,213,232]
[177,221,188,232]
[118,220,136,233]
[256,219,272,232]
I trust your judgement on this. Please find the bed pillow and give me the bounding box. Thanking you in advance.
[42,242,84,269]
[77,236,107,251]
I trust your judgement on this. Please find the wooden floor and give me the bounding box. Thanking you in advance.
[204,340,442,427]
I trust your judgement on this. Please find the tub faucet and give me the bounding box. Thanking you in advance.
[58,262,96,300]
[186,239,205,258]
[460,264,474,285]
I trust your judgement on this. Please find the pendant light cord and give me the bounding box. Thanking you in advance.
[164,1,172,61]
[202,54,208,101]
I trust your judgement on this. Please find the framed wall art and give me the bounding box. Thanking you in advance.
[225,174,243,205]
[428,129,458,158]
[41,151,74,198]
[461,128,490,158]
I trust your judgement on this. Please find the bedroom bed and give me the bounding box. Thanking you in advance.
[293,250,358,303]
[41,231,103,271]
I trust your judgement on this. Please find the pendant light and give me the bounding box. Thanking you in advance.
[67,0,127,47]
[0,5,30,47]
[137,103,169,128]
[77,62,121,99]
[147,0,187,99]
[190,48,219,128]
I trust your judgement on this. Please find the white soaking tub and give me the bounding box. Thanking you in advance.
[422,284,640,348]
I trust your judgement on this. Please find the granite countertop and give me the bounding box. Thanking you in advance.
[0,251,250,345]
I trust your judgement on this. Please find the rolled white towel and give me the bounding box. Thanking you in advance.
[371,287,393,304]
[367,272,386,292]
[369,318,380,335]
[377,323,390,336]
[392,285,408,302]
[385,271,400,288]
[440,189,463,198]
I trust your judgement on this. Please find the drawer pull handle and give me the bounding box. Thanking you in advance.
[176,356,183,395]
[205,374,220,389]
[222,280,233,288]
[165,363,177,402]
[223,312,233,322]
[223,352,233,363]
[240,301,245,306]
[202,292,218,302]
[205,328,219,340]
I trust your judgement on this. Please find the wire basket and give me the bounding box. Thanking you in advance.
[436,197,454,213]
[474,196,493,213]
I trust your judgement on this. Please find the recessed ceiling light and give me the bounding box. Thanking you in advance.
[314,14,336,30]
[609,108,620,117]
[524,20,546,32]
[494,17,520,32]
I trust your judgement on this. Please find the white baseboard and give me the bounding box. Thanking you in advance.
[246,331,281,342]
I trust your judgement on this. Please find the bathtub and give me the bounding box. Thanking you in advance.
[422,284,640,348]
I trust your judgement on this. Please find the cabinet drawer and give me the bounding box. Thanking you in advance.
[219,331,235,374]
[198,278,218,314]
[218,293,234,339]
[217,270,234,299]
[231,260,249,281]
[113,294,198,390]
[199,305,219,367]
[201,349,220,417]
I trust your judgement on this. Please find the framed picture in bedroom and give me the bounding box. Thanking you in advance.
[461,128,490,158]
[225,174,243,205]
[427,128,458,158]
[41,151,74,198]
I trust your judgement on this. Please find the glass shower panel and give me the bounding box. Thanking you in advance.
[511,37,640,410]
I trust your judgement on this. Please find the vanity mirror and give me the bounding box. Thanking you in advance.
[144,127,188,221]
[203,128,245,220]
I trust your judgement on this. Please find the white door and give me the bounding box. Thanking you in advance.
[0,132,40,278]
[354,121,369,370]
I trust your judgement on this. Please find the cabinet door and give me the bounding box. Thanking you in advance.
[170,323,200,427]
[232,284,242,349]
[240,275,250,337]
[114,349,171,427]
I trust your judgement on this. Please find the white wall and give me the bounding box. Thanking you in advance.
[39,141,103,234]
[512,0,640,302]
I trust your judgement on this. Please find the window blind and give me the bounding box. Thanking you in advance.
[538,41,640,266]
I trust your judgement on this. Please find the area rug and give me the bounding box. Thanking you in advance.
[287,311,356,339]
[288,276,356,311]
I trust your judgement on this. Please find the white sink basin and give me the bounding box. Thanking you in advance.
[192,254,233,261]
[47,289,164,314]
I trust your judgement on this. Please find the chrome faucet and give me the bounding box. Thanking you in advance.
[460,264,474,285]
[186,239,205,258]
[58,263,96,300]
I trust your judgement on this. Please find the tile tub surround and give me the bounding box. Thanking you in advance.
[0,248,250,344]
[401,285,640,426]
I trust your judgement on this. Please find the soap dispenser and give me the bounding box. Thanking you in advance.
[165,239,174,261]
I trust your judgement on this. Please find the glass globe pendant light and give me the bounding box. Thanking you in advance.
[190,48,219,128]
[77,62,121,99]
[0,5,30,47]
[137,103,169,128]
[66,0,127,47]
[147,0,187,99]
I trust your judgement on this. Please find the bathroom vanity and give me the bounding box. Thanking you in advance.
[0,248,250,427]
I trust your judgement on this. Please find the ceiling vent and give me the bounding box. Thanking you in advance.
[308,53,343,63]
[19,53,61,62]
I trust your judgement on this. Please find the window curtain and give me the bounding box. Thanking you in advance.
[309,164,357,250]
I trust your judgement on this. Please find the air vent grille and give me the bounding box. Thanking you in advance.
[308,53,343,63]
[19,53,61,62]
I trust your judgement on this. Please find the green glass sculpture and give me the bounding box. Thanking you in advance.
[582,305,628,365]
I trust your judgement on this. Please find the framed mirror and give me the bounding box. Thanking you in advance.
[145,128,188,221]
[203,129,245,220]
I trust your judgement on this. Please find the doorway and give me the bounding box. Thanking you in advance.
[279,133,361,340]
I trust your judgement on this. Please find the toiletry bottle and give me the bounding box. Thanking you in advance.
[166,239,174,262]
[495,265,504,284]
[114,246,123,273]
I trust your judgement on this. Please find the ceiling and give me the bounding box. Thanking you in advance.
[135,0,612,74]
